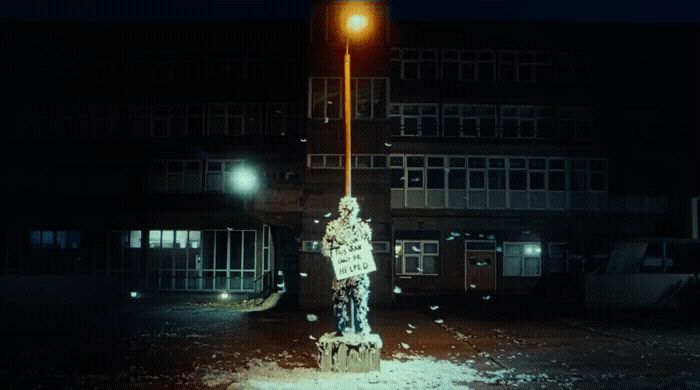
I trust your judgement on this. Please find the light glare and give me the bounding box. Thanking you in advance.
[347,14,368,33]
[230,165,259,194]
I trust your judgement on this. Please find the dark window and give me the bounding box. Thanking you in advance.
[509,170,527,190]
[427,169,444,189]
[529,172,545,190]
[469,171,485,189]
[488,170,506,190]
[391,169,404,189]
[443,117,460,137]
[448,169,466,189]
[407,170,423,188]
[548,172,565,191]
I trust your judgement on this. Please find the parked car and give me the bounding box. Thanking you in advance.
[585,238,699,311]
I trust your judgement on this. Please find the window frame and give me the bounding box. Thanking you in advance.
[503,241,542,277]
[395,239,440,276]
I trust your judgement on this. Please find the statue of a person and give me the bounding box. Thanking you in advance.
[322,196,371,336]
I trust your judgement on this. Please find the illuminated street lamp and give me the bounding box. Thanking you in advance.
[343,13,368,196]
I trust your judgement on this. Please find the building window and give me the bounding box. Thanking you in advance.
[442,104,497,138]
[301,240,321,253]
[307,154,387,169]
[395,240,439,275]
[265,103,303,136]
[371,241,391,253]
[561,107,593,141]
[589,159,607,192]
[206,103,261,136]
[499,50,551,83]
[309,77,342,120]
[29,230,80,249]
[389,103,438,136]
[145,160,202,193]
[391,48,438,80]
[500,106,554,139]
[263,225,272,272]
[503,242,542,276]
[205,159,244,193]
[391,154,606,210]
[352,78,388,119]
[121,230,143,249]
[441,49,495,81]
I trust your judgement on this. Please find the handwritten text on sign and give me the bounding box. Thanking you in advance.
[330,241,376,279]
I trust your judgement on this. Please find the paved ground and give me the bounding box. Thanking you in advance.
[0,298,697,389]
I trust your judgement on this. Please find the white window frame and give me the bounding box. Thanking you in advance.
[391,48,438,80]
[560,107,593,141]
[498,50,550,83]
[500,105,553,139]
[395,240,439,275]
[503,242,542,277]
[145,159,202,194]
[307,154,388,169]
[308,77,342,120]
[389,103,439,136]
[352,77,389,120]
[204,159,244,193]
[442,104,497,138]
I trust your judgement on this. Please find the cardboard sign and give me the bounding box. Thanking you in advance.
[330,240,376,279]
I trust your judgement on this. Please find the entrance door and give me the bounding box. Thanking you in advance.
[464,240,497,292]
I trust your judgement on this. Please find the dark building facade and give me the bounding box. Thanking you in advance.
[1,1,697,307]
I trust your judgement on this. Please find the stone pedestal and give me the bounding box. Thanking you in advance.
[317,332,382,372]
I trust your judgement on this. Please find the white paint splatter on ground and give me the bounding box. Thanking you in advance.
[218,357,551,389]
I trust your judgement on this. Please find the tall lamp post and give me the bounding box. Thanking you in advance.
[344,14,368,196]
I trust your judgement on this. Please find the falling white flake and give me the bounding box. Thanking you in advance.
[411,177,421,182]
[306,314,318,322]
[313,219,320,224]
[365,218,372,223]
[487,234,495,240]
[384,142,392,147]
[479,234,484,238]
[482,295,491,300]
[226,227,233,231]
[277,283,285,288]
[300,138,307,142]
[401,343,410,350]
[411,246,420,252]
[408,323,416,329]
[308,335,316,340]
[416,267,423,272]
[464,233,471,237]
[393,286,402,294]
[299,272,308,277]
[434,319,444,324]
[469,284,477,289]
[323,117,329,123]
[430,306,439,311]
[446,236,454,240]
[450,232,461,237]
[324,212,332,218]
[496,247,503,253]
[406,329,413,334]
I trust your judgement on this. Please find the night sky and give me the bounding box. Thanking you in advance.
[1,0,698,23]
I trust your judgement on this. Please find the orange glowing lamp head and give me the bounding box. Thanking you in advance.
[346,14,368,34]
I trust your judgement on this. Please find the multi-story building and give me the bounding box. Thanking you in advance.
[1,1,696,307]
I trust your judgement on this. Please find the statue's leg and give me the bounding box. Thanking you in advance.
[353,275,371,335]
[332,285,348,335]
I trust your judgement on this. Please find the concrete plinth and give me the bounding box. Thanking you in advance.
[317,332,382,372]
